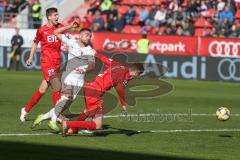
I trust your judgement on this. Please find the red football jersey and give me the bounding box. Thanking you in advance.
[33,23,64,64]
[89,54,131,106]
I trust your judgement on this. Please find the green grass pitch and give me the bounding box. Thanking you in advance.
[0,70,239,160]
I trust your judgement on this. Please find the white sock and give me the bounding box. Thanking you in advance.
[51,110,57,122]
[41,108,54,121]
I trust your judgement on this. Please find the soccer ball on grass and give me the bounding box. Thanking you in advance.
[216,107,230,121]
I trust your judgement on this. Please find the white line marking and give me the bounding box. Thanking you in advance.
[0,133,53,136]
[104,113,240,118]
[144,129,240,133]
[0,129,239,137]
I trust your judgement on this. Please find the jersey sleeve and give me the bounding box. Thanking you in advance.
[33,29,42,44]
[114,82,126,106]
[95,54,112,67]
[61,34,75,47]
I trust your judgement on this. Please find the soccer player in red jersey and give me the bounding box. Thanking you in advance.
[61,54,144,136]
[20,8,64,122]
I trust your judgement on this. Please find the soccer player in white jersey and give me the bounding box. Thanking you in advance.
[32,24,96,131]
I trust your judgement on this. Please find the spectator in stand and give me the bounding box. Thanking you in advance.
[105,13,114,31]
[6,0,25,14]
[181,18,194,36]
[107,4,117,20]
[200,0,208,17]
[125,6,136,25]
[100,0,112,15]
[225,0,236,15]
[205,27,218,37]
[138,6,148,26]
[0,0,7,14]
[218,28,227,37]
[217,0,225,12]
[31,0,41,28]
[146,5,166,28]
[169,0,178,12]
[163,24,176,35]
[228,24,239,38]
[186,0,198,18]
[176,25,184,36]
[161,0,169,10]
[87,0,100,15]
[211,10,220,25]
[113,14,125,32]
[91,11,104,31]
[220,6,234,23]
[146,5,158,24]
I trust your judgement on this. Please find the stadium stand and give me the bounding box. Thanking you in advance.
[0,0,239,38]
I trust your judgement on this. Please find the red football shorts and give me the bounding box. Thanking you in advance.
[84,82,104,116]
[41,62,60,81]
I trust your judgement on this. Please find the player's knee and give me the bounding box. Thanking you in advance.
[39,87,47,94]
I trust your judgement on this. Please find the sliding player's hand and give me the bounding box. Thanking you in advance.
[26,58,32,66]
[122,105,127,114]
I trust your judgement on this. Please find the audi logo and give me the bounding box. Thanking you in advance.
[209,41,240,58]
[218,59,240,81]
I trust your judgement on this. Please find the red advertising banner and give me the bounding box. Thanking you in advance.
[92,32,198,56]
[199,37,240,58]
[68,32,240,58]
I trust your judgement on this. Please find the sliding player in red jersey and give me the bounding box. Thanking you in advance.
[20,8,64,122]
[61,54,144,136]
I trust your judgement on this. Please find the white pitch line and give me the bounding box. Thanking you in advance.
[0,129,240,137]
[104,113,240,118]
[0,133,53,136]
[144,129,240,133]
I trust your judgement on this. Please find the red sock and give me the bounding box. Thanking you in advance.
[25,91,44,113]
[76,112,88,121]
[67,121,96,130]
[52,91,60,107]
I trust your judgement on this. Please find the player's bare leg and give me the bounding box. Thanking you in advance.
[20,80,48,122]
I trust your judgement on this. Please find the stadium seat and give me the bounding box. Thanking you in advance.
[194,18,212,28]
[235,2,240,7]
[235,10,240,19]
[206,8,215,18]
[119,0,163,5]
[122,25,141,33]
[117,5,129,14]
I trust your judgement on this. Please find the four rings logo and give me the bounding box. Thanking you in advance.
[218,59,240,81]
[209,41,240,58]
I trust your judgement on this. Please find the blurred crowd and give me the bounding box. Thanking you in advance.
[78,0,239,38]
[0,0,240,38]
[0,0,41,28]
[0,0,26,14]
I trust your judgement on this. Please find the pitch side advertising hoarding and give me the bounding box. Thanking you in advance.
[0,29,239,82]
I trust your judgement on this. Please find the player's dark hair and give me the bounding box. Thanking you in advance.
[79,28,92,33]
[46,7,58,19]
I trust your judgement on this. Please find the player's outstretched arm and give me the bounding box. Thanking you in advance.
[115,83,127,112]
[54,21,78,41]
[26,43,37,66]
